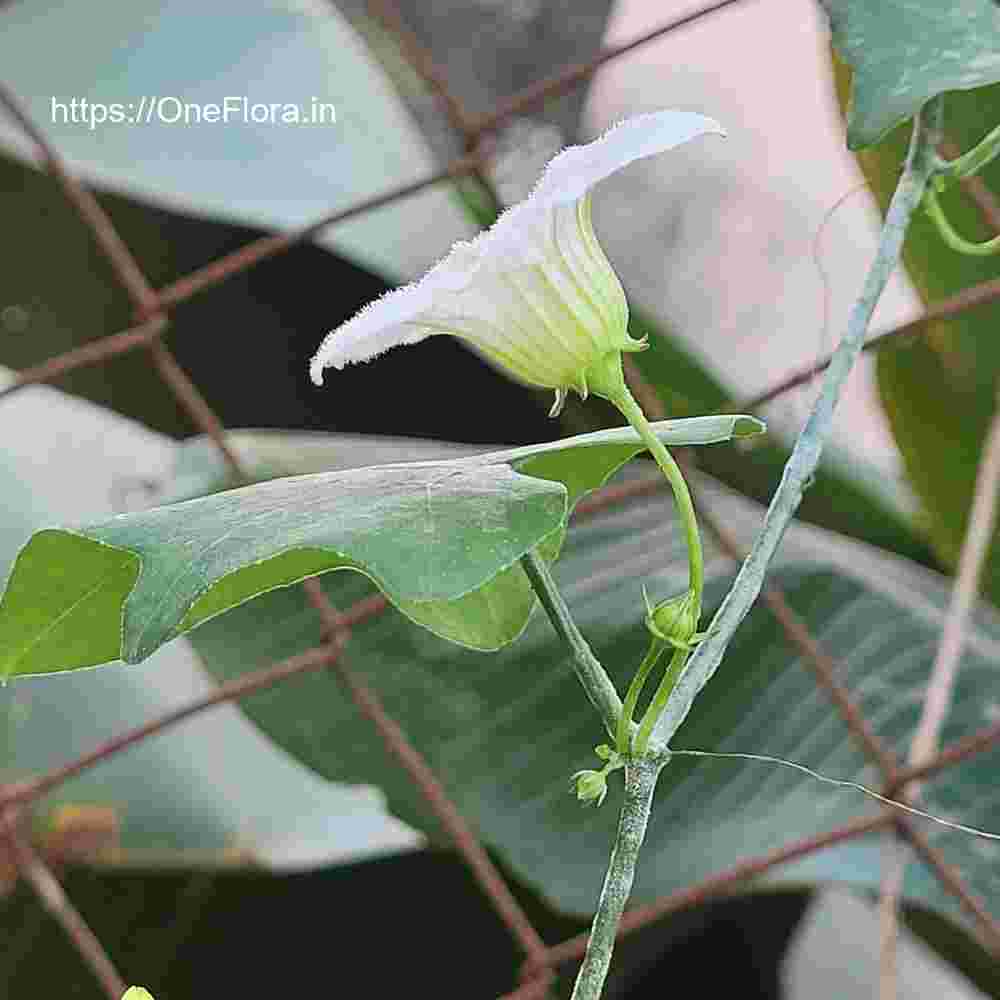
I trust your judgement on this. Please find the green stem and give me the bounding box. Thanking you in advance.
[635,647,688,756]
[925,185,1000,256]
[938,121,1000,181]
[647,97,944,752]
[615,636,667,755]
[521,549,622,738]
[611,385,704,600]
[570,756,664,1000]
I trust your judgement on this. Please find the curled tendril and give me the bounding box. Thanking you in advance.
[924,184,1000,257]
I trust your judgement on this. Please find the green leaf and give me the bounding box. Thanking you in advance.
[0,416,762,676]
[835,75,1000,606]
[818,0,1000,149]
[0,376,419,864]
[189,459,1000,927]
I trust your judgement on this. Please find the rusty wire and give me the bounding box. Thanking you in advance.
[1,2,999,997]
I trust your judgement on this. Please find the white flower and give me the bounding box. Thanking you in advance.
[310,110,724,416]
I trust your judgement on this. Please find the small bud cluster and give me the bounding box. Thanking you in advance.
[570,744,624,808]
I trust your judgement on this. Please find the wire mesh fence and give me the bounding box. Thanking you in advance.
[2,2,1000,996]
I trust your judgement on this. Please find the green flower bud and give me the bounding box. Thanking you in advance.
[570,769,609,808]
[122,989,155,1000]
[644,587,700,649]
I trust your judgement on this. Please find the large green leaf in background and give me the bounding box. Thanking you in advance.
[175,430,1000,927]
[0,0,939,572]
[5,423,1000,994]
[0,375,418,865]
[818,0,1000,149]
[0,0,491,444]
[0,416,760,674]
[0,0,472,282]
[831,67,1000,608]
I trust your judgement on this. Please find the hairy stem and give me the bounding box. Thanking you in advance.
[648,96,944,750]
[521,548,622,737]
[570,756,664,1000]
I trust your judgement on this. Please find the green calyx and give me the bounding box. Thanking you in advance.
[550,346,647,418]
[615,589,712,758]
[644,587,702,650]
[584,345,646,403]
[550,346,638,417]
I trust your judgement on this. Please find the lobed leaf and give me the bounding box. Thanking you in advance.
[0,416,761,677]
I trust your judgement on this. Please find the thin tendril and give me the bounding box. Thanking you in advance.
[809,182,871,406]
[670,749,1000,841]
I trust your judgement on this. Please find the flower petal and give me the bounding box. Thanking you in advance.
[310,110,724,387]
[486,110,725,260]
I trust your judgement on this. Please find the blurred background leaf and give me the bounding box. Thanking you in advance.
[3,0,1000,992]
[0,374,420,866]
[832,68,1000,608]
[818,0,1000,149]
[0,0,474,281]
[0,152,558,441]
[172,430,1000,931]
[0,0,936,573]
